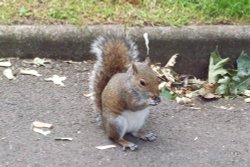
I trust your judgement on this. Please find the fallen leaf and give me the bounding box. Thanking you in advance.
[162,68,175,82]
[20,69,42,76]
[151,65,164,78]
[244,90,250,97]
[96,145,116,150]
[158,82,167,90]
[32,121,53,129]
[55,137,73,141]
[83,92,93,97]
[165,54,178,68]
[199,83,220,99]
[0,61,11,67]
[185,92,193,98]
[32,127,51,136]
[23,57,51,66]
[245,98,250,103]
[219,106,227,110]
[213,106,234,110]
[188,78,205,85]
[45,75,66,86]
[190,107,201,110]
[3,69,15,80]
[33,57,51,66]
[176,96,192,104]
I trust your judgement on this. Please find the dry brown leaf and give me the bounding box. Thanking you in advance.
[20,69,42,77]
[45,75,66,86]
[245,98,250,103]
[83,92,93,97]
[162,68,175,82]
[243,90,250,97]
[198,83,220,99]
[176,96,192,104]
[190,107,201,110]
[151,65,163,77]
[165,54,178,68]
[3,69,15,80]
[0,61,11,67]
[158,82,167,90]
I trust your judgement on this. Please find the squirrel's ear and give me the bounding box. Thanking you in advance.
[131,63,138,74]
[144,57,151,66]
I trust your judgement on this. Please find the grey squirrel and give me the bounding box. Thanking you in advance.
[89,35,161,150]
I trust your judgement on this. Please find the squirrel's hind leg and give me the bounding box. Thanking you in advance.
[103,113,138,150]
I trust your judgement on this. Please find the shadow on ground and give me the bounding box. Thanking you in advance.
[0,59,250,167]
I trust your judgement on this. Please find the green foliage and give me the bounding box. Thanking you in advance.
[229,52,250,94]
[215,76,230,95]
[211,51,250,96]
[198,0,250,18]
[236,51,250,77]
[19,6,32,17]
[1,0,250,25]
[208,48,230,84]
[161,89,176,100]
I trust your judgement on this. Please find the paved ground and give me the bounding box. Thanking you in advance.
[0,58,250,167]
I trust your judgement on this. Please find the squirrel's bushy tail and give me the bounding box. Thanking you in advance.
[89,35,139,112]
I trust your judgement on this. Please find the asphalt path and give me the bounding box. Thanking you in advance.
[0,59,250,167]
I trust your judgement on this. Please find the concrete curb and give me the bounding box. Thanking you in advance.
[0,25,250,78]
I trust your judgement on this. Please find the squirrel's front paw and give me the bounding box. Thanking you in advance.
[148,96,161,106]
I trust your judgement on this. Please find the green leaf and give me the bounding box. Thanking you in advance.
[215,75,230,95]
[229,52,250,94]
[236,51,250,77]
[160,88,176,100]
[230,76,250,94]
[208,48,230,83]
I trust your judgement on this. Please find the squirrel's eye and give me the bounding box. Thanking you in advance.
[140,79,146,86]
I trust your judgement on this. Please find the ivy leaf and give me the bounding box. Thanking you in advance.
[208,48,230,83]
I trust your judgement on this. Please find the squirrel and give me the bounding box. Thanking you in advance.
[89,35,161,150]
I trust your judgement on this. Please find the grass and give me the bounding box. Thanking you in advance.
[0,0,250,26]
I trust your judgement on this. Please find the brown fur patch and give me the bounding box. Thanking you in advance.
[93,39,131,112]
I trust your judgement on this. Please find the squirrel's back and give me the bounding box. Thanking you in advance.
[89,35,139,112]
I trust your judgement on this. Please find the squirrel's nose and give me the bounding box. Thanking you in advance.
[152,96,161,103]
